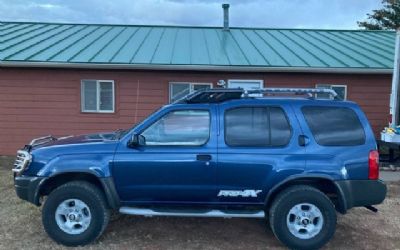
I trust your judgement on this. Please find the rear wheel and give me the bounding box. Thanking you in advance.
[269,185,337,250]
[42,181,110,246]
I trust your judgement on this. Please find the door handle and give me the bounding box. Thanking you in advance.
[298,135,310,147]
[196,154,212,161]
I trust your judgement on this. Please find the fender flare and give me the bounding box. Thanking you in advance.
[264,174,348,214]
[35,171,120,209]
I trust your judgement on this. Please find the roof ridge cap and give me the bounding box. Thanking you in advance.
[0,21,395,32]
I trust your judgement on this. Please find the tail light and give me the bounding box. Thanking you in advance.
[368,150,379,180]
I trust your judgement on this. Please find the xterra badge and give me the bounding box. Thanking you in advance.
[217,190,262,198]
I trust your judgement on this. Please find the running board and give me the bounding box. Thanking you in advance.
[119,207,265,218]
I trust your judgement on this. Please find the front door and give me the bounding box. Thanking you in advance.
[112,106,217,205]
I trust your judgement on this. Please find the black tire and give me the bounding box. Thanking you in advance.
[269,185,337,250]
[42,181,110,246]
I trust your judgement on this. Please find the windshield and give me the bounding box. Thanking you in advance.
[117,107,164,139]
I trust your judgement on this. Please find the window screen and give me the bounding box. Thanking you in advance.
[302,106,365,146]
[99,81,114,111]
[225,107,291,147]
[82,80,97,111]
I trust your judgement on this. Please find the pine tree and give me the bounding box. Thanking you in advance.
[358,0,400,30]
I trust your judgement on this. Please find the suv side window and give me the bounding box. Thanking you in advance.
[142,110,210,146]
[224,107,291,147]
[270,107,292,146]
[302,106,365,146]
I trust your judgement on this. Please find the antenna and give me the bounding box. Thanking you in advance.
[134,80,140,123]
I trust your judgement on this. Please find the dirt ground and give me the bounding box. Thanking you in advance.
[0,156,399,250]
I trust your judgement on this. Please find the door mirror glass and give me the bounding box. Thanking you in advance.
[128,134,146,148]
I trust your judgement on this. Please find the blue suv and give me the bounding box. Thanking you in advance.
[13,88,386,249]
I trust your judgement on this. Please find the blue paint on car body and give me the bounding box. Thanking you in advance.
[15,97,384,208]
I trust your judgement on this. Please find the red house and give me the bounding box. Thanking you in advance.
[0,21,394,155]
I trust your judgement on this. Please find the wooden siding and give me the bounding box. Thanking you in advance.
[0,68,391,155]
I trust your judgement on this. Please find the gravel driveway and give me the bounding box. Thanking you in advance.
[0,156,399,250]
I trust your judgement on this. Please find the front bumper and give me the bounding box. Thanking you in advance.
[14,175,46,206]
[335,179,387,211]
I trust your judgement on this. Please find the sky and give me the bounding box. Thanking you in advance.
[0,0,383,29]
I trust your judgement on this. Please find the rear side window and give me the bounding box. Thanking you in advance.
[225,107,291,147]
[302,106,365,146]
[270,107,292,146]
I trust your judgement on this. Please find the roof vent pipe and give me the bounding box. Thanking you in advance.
[222,3,230,31]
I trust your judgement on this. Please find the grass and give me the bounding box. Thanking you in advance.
[0,156,399,250]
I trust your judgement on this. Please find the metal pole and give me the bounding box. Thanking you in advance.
[390,29,400,127]
[222,4,230,31]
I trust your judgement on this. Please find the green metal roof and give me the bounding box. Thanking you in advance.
[0,21,396,73]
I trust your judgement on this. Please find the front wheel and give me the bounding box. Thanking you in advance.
[42,181,110,246]
[269,185,337,250]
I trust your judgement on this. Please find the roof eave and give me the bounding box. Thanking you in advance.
[0,61,393,74]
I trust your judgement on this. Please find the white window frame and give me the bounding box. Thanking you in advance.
[228,79,264,97]
[169,82,213,103]
[227,79,264,89]
[316,84,347,100]
[81,80,115,113]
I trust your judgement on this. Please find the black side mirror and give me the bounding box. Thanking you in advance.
[127,134,146,148]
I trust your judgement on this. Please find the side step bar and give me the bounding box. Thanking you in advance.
[119,207,265,218]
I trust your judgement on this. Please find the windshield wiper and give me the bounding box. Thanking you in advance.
[113,129,126,140]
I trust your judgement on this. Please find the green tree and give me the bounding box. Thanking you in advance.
[358,0,400,30]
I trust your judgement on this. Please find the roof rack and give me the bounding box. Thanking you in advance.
[177,87,338,104]
[176,89,244,103]
[245,88,337,98]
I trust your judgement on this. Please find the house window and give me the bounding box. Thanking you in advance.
[316,84,347,100]
[228,79,263,97]
[81,80,115,113]
[169,82,212,103]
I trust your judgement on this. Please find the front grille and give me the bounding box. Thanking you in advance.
[12,150,31,175]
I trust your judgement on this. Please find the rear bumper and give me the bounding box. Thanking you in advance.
[335,179,387,211]
[14,175,46,206]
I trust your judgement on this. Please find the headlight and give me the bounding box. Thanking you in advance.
[12,150,32,175]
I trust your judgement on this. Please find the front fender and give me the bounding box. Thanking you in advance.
[36,153,114,177]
